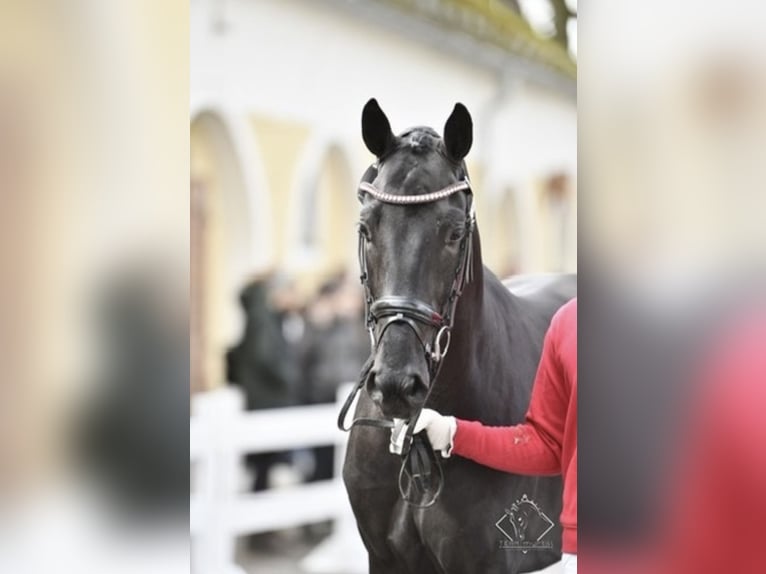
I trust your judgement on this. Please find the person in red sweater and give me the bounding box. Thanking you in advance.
[414,297,577,573]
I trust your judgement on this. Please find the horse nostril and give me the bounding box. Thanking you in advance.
[401,374,428,403]
[368,370,427,405]
[366,371,382,400]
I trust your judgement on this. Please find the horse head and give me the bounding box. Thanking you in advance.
[357,98,475,421]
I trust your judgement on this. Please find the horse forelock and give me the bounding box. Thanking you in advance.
[374,133,466,199]
[398,126,440,152]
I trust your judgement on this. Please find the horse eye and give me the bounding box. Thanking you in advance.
[447,227,464,243]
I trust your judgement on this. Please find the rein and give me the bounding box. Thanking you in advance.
[337,166,476,508]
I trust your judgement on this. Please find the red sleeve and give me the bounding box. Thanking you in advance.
[452,304,570,476]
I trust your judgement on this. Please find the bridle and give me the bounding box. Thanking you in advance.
[337,163,476,508]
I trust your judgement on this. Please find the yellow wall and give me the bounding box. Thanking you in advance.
[294,145,357,295]
[190,120,226,389]
[250,115,311,264]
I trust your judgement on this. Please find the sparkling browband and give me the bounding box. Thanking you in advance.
[359,179,471,204]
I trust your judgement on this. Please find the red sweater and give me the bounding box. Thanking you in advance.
[453,298,577,553]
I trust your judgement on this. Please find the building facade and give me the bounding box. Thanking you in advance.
[191,0,577,391]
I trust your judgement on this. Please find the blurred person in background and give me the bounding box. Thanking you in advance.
[226,275,301,491]
[301,272,369,483]
[270,274,306,348]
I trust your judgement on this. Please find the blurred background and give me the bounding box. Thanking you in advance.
[190,1,576,573]
[0,1,189,573]
[579,2,766,572]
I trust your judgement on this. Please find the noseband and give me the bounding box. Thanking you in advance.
[358,177,474,370]
[338,166,476,508]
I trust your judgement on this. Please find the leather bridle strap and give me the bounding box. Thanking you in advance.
[337,356,393,431]
[370,297,444,328]
[338,170,475,508]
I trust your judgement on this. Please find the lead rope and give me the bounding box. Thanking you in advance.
[394,205,473,507]
[336,338,447,507]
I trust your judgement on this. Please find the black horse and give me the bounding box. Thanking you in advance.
[342,99,575,573]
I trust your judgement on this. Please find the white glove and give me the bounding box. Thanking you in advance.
[414,408,457,458]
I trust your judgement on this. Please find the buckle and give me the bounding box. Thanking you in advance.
[431,326,452,362]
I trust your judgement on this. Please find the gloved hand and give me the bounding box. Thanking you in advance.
[413,408,457,458]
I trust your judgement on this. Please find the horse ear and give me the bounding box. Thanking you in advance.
[362,98,395,158]
[443,103,473,161]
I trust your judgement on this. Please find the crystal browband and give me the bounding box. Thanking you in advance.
[358,179,471,205]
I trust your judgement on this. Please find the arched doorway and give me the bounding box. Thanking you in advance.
[287,141,356,295]
[485,185,523,277]
[538,171,574,272]
[496,187,523,277]
[190,110,269,392]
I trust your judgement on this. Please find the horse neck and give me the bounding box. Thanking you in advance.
[439,229,521,400]
[425,231,483,411]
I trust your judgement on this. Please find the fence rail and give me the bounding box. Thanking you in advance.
[190,385,367,574]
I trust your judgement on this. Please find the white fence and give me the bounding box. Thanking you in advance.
[190,385,367,574]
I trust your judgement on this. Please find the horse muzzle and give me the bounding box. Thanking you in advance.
[366,366,429,420]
